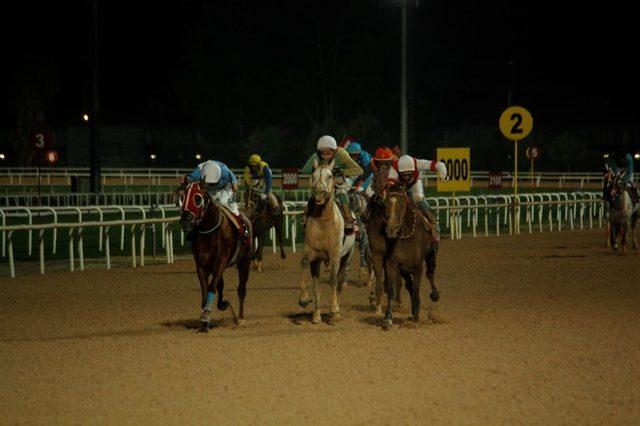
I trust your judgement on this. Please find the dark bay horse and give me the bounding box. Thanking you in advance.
[242,186,286,271]
[179,182,253,331]
[381,185,439,327]
[606,170,638,251]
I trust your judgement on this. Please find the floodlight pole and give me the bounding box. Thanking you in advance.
[89,0,102,194]
[400,4,408,155]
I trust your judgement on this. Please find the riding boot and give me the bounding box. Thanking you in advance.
[267,193,281,215]
[417,199,440,240]
[339,202,358,235]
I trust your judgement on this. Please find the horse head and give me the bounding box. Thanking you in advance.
[179,181,210,233]
[310,159,335,205]
[608,171,627,209]
[383,189,410,239]
[243,185,264,217]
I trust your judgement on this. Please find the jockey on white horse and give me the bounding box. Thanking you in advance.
[301,135,363,234]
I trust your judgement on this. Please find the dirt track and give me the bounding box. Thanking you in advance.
[2,228,640,424]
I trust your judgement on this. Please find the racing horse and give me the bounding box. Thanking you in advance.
[605,170,638,252]
[298,160,356,323]
[379,182,439,328]
[348,187,374,286]
[179,181,253,331]
[243,185,286,272]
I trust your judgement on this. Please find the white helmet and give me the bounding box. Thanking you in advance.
[397,155,416,173]
[317,135,337,151]
[201,161,221,184]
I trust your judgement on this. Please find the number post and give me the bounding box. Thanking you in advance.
[499,106,533,234]
[437,147,471,239]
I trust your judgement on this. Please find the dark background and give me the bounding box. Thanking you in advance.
[2,0,638,170]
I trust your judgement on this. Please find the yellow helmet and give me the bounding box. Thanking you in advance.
[248,154,262,165]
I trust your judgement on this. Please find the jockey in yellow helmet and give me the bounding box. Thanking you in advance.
[243,154,280,214]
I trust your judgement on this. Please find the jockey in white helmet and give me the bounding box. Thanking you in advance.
[389,154,447,236]
[300,135,363,234]
[187,159,240,216]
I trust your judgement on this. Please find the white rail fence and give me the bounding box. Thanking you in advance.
[0,192,605,278]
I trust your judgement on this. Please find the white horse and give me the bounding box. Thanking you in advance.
[607,176,638,252]
[299,160,356,323]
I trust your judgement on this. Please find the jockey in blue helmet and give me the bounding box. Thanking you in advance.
[346,141,373,192]
[604,150,638,204]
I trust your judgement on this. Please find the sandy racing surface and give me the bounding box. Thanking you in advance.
[2,228,640,424]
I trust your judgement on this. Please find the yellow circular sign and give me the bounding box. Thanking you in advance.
[499,106,533,141]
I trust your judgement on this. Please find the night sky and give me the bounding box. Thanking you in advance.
[2,0,639,168]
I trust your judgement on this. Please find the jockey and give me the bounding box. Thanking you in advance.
[301,135,363,234]
[187,159,248,238]
[605,150,639,203]
[347,140,372,196]
[243,154,280,214]
[389,154,447,234]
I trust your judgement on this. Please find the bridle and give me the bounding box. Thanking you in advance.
[383,190,417,240]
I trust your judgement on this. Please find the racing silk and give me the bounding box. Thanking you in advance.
[301,146,363,177]
[243,161,273,194]
[352,149,373,188]
[389,157,438,187]
[189,160,238,190]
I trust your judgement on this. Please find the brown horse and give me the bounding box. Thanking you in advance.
[381,184,439,327]
[242,186,286,271]
[179,182,253,332]
[365,167,404,315]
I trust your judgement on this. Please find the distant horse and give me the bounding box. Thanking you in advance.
[380,184,439,327]
[243,185,286,271]
[606,170,638,252]
[348,188,374,286]
[299,160,356,324]
[179,182,253,331]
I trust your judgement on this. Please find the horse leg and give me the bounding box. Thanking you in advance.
[632,215,638,250]
[309,259,322,324]
[384,260,400,328]
[197,265,213,332]
[370,252,385,315]
[275,216,286,259]
[299,256,312,308]
[333,248,354,321]
[610,223,619,251]
[236,254,250,326]
[216,275,230,312]
[253,233,266,272]
[426,245,439,302]
[409,267,423,321]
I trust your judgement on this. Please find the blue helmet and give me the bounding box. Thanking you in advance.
[346,142,362,154]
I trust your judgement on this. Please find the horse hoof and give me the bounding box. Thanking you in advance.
[280,253,286,259]
[312,311,322,324]
[382,318,393,329]
[331,312,341,322]
[198,318,209,332]
[613,245,619,251]
[298,298,311,308]
[430,292,440,302]
[375,307,383,316]
[237,319,246,327]
[217,300,230,311]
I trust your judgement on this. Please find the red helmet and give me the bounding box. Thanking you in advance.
[374,147,394,162]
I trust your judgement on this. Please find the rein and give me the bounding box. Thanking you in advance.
[197,201,224,234]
